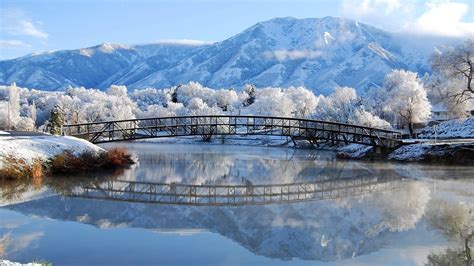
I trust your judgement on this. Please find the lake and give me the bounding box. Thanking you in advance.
[1,143,473,265]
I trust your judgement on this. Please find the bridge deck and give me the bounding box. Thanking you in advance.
[62,115,403,148]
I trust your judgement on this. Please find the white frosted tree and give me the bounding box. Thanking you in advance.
[431,39,473,102]
[287,86,319,117]
[383,70,431,135]
[0,101,8,129]
[211,89,240,112]
[7,82,21,129]
[248,87,294,117]
[106,85,128,97]
[30,100,37,128]
[313,87,358,123]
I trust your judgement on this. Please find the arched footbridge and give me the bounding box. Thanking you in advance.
[62,115,403,148]
[68,173,403,206]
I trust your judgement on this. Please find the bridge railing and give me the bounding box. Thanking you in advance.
[68,173,403,206]
[62,115,402,147]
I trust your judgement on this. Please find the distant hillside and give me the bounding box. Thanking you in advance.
[0,16,458,94]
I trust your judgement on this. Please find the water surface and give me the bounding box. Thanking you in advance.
[0,143,473,265]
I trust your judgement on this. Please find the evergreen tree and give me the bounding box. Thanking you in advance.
[49,105,64,135]
[243,84,256,107]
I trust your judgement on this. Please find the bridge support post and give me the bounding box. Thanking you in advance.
[374,146,391,155]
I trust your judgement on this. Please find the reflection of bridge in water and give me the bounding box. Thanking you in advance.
[68,174,403,206]
[62,115,402,148]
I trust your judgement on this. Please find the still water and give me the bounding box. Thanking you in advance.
[0,143,473,265]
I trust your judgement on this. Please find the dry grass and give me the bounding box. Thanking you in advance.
[101,148,134,168]
[0,148,133,180]
[0,156,40,180]
[50,148,134,174]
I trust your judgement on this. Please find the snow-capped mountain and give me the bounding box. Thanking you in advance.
[0,17,452,94]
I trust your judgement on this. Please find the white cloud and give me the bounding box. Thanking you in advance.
[1,8,48,39]
[264,49,324,61]
[412,1,474,37]
[340,0,474,37]
[0,40,31,49]
[155,39,213,46]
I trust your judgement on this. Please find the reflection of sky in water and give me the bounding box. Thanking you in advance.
[0,143,473,265]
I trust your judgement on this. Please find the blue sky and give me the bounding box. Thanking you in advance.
[1,0,473,60]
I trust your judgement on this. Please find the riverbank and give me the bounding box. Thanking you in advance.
[337,142,474,164]
[0,135,134,179]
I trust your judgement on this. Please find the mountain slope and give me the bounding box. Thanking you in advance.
[0,17,444,93]
[0,42,206,91]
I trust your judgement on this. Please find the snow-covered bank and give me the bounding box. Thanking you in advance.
[0,260,42,266]
[419,117,474,139]
[388,142,474,163]
[0,135,134,179]
[336,144,374,158]
[337,142,474,163]
[0,135,104,168]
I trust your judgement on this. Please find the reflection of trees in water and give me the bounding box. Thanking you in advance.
[2,145,473,263]
[0,170,124,204]
[113,148,398,186]
[0,232,10,258]
[4,177,436,262]
[425,199,473,266]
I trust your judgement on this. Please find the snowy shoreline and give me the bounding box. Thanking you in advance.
[0,135,104,169]
[337,142,474,164]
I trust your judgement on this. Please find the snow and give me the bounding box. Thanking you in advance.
[0,260,42,266]
[388,144,432,161]
[0,135,104,168]
[388,142,474,161]
[324,31,335,44]
[367,42,395,60]
[337,144,373,158]
[1,16,442,93]
[419,117,474,138]
[0,131,9,135]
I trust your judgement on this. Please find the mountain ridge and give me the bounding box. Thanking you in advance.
[0,16,457,94]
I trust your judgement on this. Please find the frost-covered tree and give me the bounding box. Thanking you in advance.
[287,86,319,117]
[248,87,294,117]
[426,74,472,119]
[130,87,172,109]
[363,86,390,119]
[211,89,240,112]
[7,83,21,129]
[186,97,222,116]
[383,70,431,135]
[0,101,9,129]
[30,100,37,127]
[314,87,358,122]
[177,82,214,107]
[431,39,474,102]
[353,109,391,129]
[426,199,473,265]
[15,117,35,131]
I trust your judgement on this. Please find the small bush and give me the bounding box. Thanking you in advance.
[50,148,134,174]
[101,148,134,168]
[0,157,42,180]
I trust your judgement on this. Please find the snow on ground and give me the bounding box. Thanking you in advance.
[0,131,10,135]
[0,260,42,266]
[388,144,432,161]
[419,117,474,139]
[0,135,104,168]
[388,142,474,162]
[337,144,373,158]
